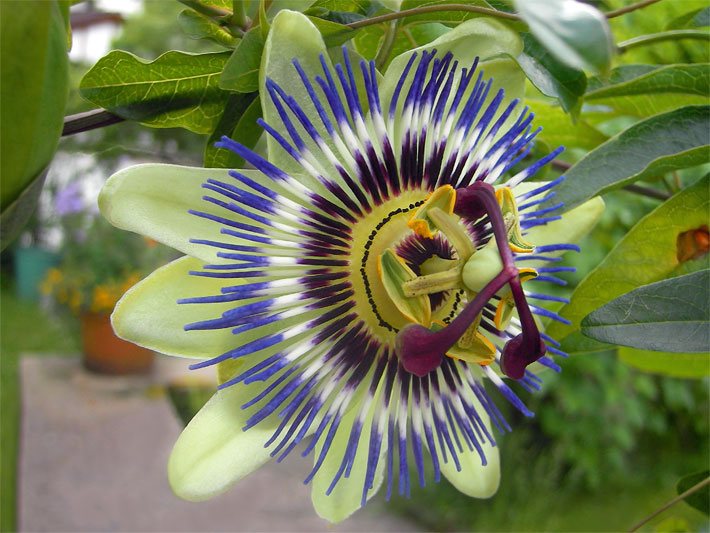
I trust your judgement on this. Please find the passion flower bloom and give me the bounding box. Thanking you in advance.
[100,12,603,523]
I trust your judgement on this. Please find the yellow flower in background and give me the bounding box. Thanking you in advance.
[40,267,63,296]
[91,285,119,314]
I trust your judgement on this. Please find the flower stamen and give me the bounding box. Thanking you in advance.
[396,182,547,378]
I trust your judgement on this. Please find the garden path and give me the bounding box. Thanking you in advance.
[19,356,420,533]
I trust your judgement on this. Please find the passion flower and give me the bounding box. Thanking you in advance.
[99,12,603,523]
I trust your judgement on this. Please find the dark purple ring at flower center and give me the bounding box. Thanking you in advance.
[395,182,546,379]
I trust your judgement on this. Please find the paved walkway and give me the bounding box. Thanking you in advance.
[19,356,421,533]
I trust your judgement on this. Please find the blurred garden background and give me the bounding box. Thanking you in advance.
[1,0,708,531]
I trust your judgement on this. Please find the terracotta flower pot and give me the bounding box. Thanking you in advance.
[80,312,153,375]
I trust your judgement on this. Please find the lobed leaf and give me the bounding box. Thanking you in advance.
[581,270,710,353]
[551,105,710,210]
[80,50,231,134]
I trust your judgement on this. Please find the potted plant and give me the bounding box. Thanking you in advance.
[41,184,174,374]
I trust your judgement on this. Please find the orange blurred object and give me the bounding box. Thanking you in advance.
[80,313,153,374]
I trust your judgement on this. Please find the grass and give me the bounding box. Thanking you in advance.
[0,282,80,532]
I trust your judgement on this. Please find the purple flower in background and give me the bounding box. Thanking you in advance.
[55,181,84,216]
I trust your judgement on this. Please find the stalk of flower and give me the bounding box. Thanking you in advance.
[100,12,603,523]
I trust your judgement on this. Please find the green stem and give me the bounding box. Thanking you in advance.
[231,0,249,30]
[628,476,710,532]
[605,0,662,19]
[374,20,399,70]
[346,3,519,29]
[618,30,710,52]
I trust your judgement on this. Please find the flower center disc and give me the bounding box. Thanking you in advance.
[350,188,434,339]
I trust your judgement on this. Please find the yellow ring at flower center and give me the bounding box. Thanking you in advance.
[349,188,430,342]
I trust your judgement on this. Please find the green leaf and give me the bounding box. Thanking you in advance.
[526,99,607,150]
[0,168,48,251]
[618,347,709,379]
[548,175,710,343]
[0,0,68,210]
[219,27,264,93]
[307,15,355,46]
[677,471,710,515]
[559,331,613,355]
[80,50,231,134]
[513,0,613,74]
[204,93,262,168]
[516,33,586,114]
[584,64,710,117]
[552,106,710,211]
[587,64,710,99]
[581,270,710,352]
[666,7,710,30]
[177,9,240,48]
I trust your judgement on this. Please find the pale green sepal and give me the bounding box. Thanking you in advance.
[113,255,309,360]
[380,18,524,120]
[462,240,503,293]
[311,391,385,523]
[260,10,331,177]
[379,249,432,326]
[168,382,280,502]
[112,256,238,358]
[100,164,268,264]
[438,393,500,498]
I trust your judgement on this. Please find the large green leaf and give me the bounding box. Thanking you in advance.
[584,64,710,117]
[513,0,613,74]
[80,50,231,134]
[581,270,710,352]
[219,27,264,93]
[0,0,68,211]
[517,33,586,114]
[548,175,710,342]
[552,106,710,210]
